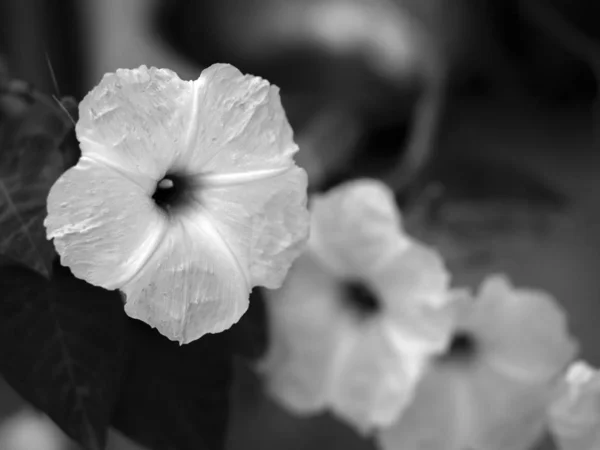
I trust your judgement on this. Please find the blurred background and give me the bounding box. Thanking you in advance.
[1,0,599,449]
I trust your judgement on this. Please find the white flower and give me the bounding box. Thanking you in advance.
[259,179,454,433]
[377,276,579,450]
[44,64,309,344]
[0,409,68,450]
[548,361,600,450]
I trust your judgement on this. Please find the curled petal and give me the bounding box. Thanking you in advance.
[309,179,408,278]
[468,276,578,382]
[259,252,352,413]
[181,64,299,175]
[44,157,165,289]
[201,166,309,289]
[121,210,249,344]
[549,361,600,450]
[77,66,194,183]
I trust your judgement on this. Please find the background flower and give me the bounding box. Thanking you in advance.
[45,64,309,344]
[548,361,600,450]
[259,179,454,433]
[377,275,579,450]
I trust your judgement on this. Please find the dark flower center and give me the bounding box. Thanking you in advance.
[343,281,380,315]
[440,331,478,363]
[152,173,191,212]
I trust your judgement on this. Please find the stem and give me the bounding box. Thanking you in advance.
[520,0,600,147]
[385,75,446,196]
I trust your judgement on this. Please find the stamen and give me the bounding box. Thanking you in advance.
[158,178,174,190]
[152,173,193,212]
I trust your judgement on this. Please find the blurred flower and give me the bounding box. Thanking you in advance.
[45,64,309,344]
[377,276,579,450]
[0,408,69,450]
[259,179,454,433]
[548,361,600,450]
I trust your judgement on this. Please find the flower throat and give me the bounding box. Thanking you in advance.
[344,281,380,315]
[152,173,191,212]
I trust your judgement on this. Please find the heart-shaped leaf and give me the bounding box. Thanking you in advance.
[112,318,234,450]
[0,260,127,450]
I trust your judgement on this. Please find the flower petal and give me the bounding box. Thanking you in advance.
[309,179,408,278]
[44,157,165,289]
[468,275,578,382]
[76,66,194,184]
[466,362,552,450]
[200,166,309,289]
[377,364,550,450]
[259,252,353,413]
[329,318,428,433]
[120,209,249,343]
[181,64,299,176]
[549,361,600,450]
[369,241,453,352]
[376,369,472,450]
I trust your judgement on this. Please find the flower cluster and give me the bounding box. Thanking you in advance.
[44,62,596,450]
[259,179,588,450]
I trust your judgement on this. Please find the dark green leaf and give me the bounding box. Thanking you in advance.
[0,260,127,450]
[112,319,234,450]
[0,83,76,279]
